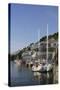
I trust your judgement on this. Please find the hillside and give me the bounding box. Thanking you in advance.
[10,32,58,60]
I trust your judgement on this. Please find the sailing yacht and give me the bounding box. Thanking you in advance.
[41,24,53,72]
[32,28,43,71]
[32,24,53,72]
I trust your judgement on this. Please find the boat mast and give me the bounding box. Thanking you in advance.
[38,29,40,61]
[47,24,48,64]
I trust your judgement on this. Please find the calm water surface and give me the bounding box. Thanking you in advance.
[10,61,56,86]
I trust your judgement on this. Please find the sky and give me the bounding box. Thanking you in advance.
[10,4,58,54]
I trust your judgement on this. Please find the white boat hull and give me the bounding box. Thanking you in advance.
[32,64,53,72]
[14,60,21,66]
[32,64,42,72]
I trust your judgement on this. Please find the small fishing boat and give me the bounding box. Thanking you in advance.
[14,60,21,66]
[14,56,21,66]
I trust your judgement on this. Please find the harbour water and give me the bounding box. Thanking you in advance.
[10,61,58,86]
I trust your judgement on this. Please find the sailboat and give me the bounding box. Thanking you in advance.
[32,24,53,72]
[32,28,43,71]
[42,24,53,72]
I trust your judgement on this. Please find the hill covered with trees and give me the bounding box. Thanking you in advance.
[9,32,58,60]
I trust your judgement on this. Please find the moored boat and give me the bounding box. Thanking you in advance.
[32,61,53,72]
[32,61,42,72]
[14,60,21,66]
[32,24,53,72]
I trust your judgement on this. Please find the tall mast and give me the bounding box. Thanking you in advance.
[38,29,40,48]
[46,24,48,63]
[38,29,40,60]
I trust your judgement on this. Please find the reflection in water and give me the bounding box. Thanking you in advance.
[33,72,41,80]
[33,71,53,84]
[10,61,56,86]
